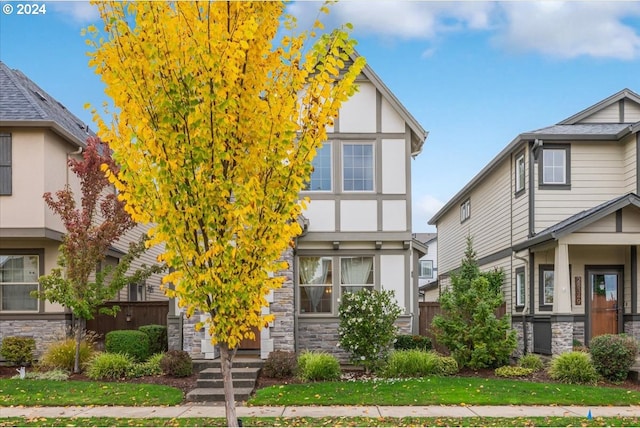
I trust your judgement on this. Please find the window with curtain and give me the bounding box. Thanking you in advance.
[0,255,39,311]
[539,265,554,309]
[304,143,332,191]
[515,267,525,306]
[299,257,333,313]
[340,256,374,295]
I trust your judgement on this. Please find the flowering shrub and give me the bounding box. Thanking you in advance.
[338,288,402,373]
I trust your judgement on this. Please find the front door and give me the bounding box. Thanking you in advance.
[588,268,622,340]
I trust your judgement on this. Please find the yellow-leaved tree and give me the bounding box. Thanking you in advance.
[86,1,364,424]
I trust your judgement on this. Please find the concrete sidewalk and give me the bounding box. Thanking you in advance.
[2,405,639,419]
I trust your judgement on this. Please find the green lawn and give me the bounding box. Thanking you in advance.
[248,376,640,406]
[0,416,638,427]
[0,379,183,406]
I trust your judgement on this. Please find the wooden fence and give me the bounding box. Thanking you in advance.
[85,301,169,340]
[418,301,507,354]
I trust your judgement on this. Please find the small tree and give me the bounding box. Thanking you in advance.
[37,137,163,373]
[338,289,402,373]
[432,237,517,369]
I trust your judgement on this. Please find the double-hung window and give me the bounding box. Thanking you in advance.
[460,199,470,223]
[299,257,333,313]
[539,145,570,189]
[305,143,332,191]
[419,260,433,279]
[340,256,374,294]
[515,267,525,307]
[0,254,40,311]
[515,152,525,195]
[343,143,374,191]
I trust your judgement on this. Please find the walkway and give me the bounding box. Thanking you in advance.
[2,405,639,419]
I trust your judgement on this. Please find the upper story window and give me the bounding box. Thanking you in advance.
[0,254,40,312]
[460,198,470,223]
[0,133,12,196]
[304,143,332,192]
[343,143,374,192]
[539,144,571,189]
[515,267,525,307]
[515,152,525,195]
[419,260,433,279]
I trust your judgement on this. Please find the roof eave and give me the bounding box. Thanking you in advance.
[0,119,88,148]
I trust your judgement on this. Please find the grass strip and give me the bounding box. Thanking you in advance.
[0,379,183,406]
[1,416,639,427]
[249,376,640,406]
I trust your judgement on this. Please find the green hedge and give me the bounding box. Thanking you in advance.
[105,330,150,362]
[138,324,168,355]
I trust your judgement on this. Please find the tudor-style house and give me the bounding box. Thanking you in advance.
[429,89,640,356]
[176,56,429,360]
[0,61,164,357]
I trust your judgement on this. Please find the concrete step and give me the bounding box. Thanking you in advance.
[198,367,261,380]
[186,387,254,403]
[193,357,263,373]
[196,378,256,389]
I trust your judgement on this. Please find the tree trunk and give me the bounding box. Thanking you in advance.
[219,342,238,427]
[73,317,85,374]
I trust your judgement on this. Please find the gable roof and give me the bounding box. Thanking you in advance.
[429,89,639,226]
[0,61,94,147]
[558,88,640,125]
[513,193,640,251]
[353,52,428,157]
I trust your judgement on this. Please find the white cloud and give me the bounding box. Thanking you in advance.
[493,2,640,60]
[47,1,99,23]
[289,1,640,60]
[412,194,444,232]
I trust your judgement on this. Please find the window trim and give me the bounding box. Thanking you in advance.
[460,198,470,223]
[515,266,525,309]
[303,142,333,192]
[538,144,571,190]
[539,264,554,311]
[0,249,44,313]
[298,256,334,315]
[419,260,434,279]
[341,142,375,192]
[515,151,525,196]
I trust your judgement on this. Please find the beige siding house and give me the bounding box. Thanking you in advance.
[177,55,429,360]
[430,89,640,355]
[0,62,164,357]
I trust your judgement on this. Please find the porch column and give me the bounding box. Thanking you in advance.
[552,242,573,354]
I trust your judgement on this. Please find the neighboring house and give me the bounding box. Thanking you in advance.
[429,89,640,356]
[414,232,438,301]
[176,54,429,360]
[0,61,164,357]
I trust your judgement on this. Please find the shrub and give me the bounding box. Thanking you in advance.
[13,369,69,381]
[338,289,402,373]
[590,334,639,382]
[86,352,134,380]
[519,353,544,372]
[105,330,150,362]
[432,238,517,369]
[38,338,95,372]
[495,366,534,378]
[138,325,168,355]
[548,351,599,385]
[435,356,459,376]
[262,350,297,379]
[160,350,193,377]
[381,350,440,378]
[297,351,341,382]
[128,353,165,378]
[394,335,432,352]
[0,336,35,366]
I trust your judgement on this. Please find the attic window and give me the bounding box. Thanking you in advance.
[33,90,47,101]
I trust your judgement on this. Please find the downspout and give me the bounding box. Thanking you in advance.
[513,251,530,355]
[66,146,83,185]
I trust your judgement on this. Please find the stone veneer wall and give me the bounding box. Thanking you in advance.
[297,316,412,363]
[572,321,585,346]
[181,312,205,359]
[0,319,69,360]
[268,248,295,355]
[167,314,182,351]
[551,320,573,355]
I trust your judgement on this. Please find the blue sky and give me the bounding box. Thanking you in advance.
[1,1,639,232]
